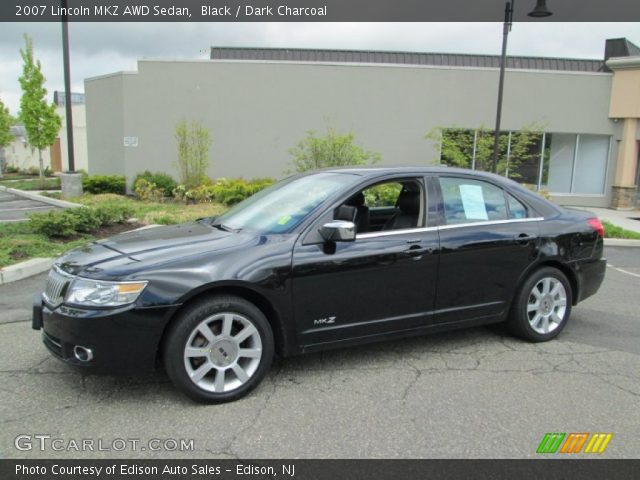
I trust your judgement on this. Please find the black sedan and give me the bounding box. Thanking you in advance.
[33,167,606,402]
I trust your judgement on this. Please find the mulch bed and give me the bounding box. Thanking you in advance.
[93,222,146,238]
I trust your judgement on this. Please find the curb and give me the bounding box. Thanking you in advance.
[0,185,83,208]
[0,225,161,285]
[0,258,53,285]
[604,238,640,247]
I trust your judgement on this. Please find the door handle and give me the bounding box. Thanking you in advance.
[405,244,432,257]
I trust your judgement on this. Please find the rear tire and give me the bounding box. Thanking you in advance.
[507,267,572,342]
[164,295,274,403]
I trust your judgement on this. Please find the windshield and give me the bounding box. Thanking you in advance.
[214,173,356,234]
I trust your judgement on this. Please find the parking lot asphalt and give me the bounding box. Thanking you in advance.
[0,247,638,459]
[0,190,58,221]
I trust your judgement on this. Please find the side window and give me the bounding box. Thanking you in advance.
[439,177,508,225]
[507,194,529,219]
[339,180,425,234]
[363,182,403,208]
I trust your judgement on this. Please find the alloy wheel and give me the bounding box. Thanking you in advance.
[183,313,263,393]
[526,277,568,335]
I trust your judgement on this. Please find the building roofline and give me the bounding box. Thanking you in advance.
[210,45,606,73]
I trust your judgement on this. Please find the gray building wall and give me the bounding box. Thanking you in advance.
[85,59,620,206]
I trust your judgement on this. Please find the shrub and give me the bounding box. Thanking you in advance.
[71,207,102,233]
[364,183,402,207]
[132,170,177,197]
[94,204,134,225]
[29,205,133,238]
[29,210,79,238]
[173,178,275,206]
[4,164,19,174]
[133,178,165,202]
[82,175,126,194]
[175,120,212,188]
[288,125,381,173]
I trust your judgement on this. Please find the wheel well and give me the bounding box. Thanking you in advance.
[156,286,286,366]
[529,261,579,305]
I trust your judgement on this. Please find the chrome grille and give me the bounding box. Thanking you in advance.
[43,267,73,306]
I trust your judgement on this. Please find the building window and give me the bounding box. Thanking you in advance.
[437,129,611,195]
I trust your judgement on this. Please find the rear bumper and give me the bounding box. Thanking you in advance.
[33,294,177,373]
[575,258,607,303]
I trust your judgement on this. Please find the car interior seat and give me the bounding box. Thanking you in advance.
[383,189,420,230]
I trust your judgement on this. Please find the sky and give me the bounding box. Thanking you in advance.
[1,22,639,114]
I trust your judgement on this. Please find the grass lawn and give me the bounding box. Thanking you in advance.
[0,177,60,191]
[0,222,90,268]
[0,194,228,269]
[602,221,640,240]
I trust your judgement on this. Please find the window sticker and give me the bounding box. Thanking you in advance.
[277,214,292,225]
[459,184,488,220]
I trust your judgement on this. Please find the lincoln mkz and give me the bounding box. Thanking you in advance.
[33,167,606,402]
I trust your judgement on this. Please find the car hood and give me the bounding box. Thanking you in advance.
[56,222,255,278]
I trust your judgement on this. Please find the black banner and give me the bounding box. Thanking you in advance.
[2,459,640,480]
[2,0,640,22]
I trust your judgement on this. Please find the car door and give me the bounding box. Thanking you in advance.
[433,175,541,325]
[291,176,439,348]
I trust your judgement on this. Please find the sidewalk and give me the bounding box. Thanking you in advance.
[570,206,640,234]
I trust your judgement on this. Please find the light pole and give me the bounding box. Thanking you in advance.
[491,0,552,173]
[61,0,75,172]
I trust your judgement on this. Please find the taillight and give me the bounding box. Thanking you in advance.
[588,218,605,238]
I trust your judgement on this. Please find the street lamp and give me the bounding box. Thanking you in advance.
[61,0,75,172]
[490,0,552,173]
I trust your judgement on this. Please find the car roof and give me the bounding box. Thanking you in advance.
[319,165,509,181]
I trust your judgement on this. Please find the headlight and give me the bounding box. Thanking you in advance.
[65,278,148,307]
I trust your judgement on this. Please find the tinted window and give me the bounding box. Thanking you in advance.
[216,173,354,234]
[439,177,508,225]
[507,194,528,219]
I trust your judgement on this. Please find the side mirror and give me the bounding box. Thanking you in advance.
[319,220,356,243]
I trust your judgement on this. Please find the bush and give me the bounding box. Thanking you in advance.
[71,207,102,233]
[175,120,212,189]
[82,175,126,194]
[4,164,19,174]
[29,210,79,238]
[364,183,402,207]
[29,205,133,238]
[133,178,165,202]
[132,170,177,197]
[94,204,134,225]
[173,178,275,206]
[288,125,381,173]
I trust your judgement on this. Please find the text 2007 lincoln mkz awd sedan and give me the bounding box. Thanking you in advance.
[33,167,606,402]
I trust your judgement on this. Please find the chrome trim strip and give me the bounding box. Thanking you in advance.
[356,217,544,239]
[357,226,438,239]
[436,217,544,231]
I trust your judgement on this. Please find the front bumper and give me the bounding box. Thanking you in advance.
[33,294,178,373]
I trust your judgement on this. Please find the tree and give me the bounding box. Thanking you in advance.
[0,98,14,177]
[18,34,61,179]
[0,99,12,148]
[175,120,212,188]
[426,122,545,177]
[288,125,381,173]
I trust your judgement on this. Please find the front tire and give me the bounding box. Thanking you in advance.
[164,295,274,403]
[507,267,572,342]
